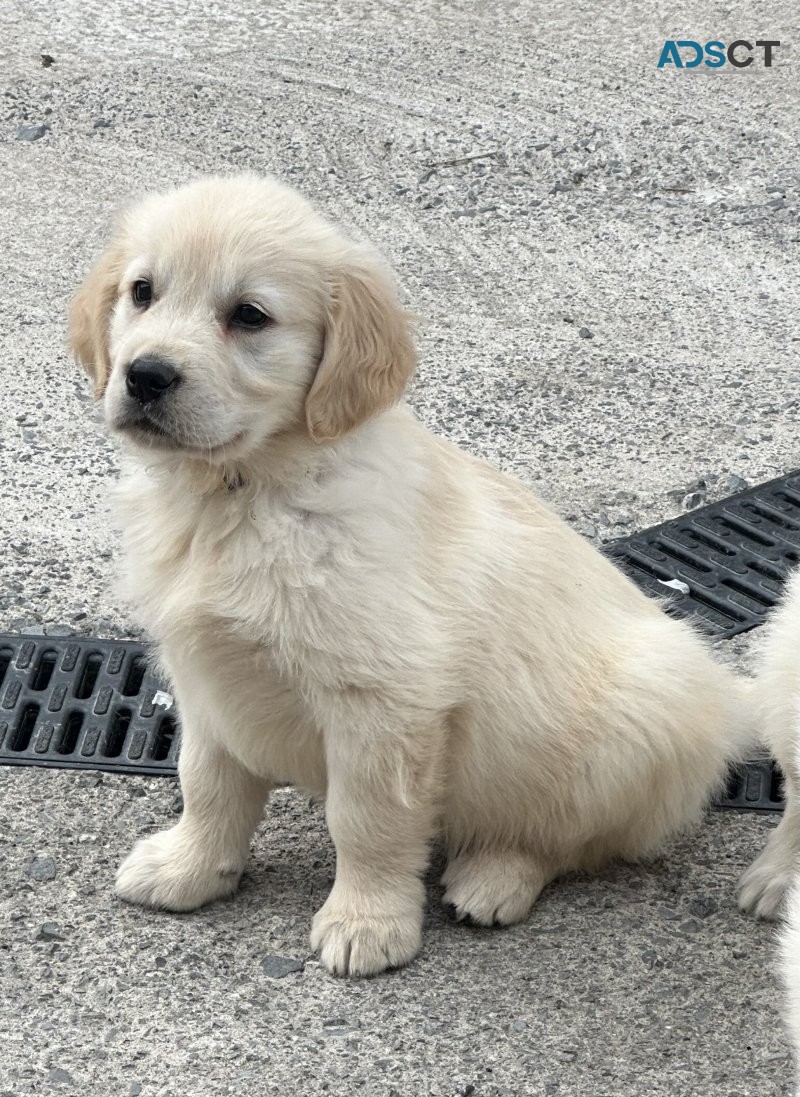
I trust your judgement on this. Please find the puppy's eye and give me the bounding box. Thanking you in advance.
[132,280,152,307]
[230,303,270,330]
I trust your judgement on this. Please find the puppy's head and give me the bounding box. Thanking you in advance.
[69,174,416,462]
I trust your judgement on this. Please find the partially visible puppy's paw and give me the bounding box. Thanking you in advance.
[738,842,795,921]
[116,826,243,911]
[311,891,422,977]
[442,848,549,926]
[738,810,800,920]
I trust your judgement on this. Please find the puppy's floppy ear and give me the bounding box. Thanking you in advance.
[305,250,416,443]
[68,243,124,399]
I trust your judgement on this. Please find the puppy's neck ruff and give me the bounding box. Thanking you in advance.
[127,404,419,510]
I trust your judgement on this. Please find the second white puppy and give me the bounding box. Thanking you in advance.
[70,174,747,977]
[738,568,800,1085]
[739,567,800,920]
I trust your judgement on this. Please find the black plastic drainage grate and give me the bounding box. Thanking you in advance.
[716,755,785,813]
[605,471,800,639]
[0,635,177,775]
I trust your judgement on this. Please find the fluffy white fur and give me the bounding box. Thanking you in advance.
[70,174,749,977]
[738,567,800,1083]
[784,872,800,1093]
[739,569,800,920]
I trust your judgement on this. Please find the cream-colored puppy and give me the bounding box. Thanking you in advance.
[738,568,800,1084]
[70,174,746,977]
[739,569,800,920]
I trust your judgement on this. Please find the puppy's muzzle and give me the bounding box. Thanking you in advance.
[126,356,181,405]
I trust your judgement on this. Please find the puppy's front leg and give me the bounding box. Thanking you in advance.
[311,701,443,977]
[739,763,800,919]
[116,708,271,911]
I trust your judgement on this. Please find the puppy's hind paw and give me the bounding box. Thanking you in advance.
[116,826,243,912]
[442,848,548,927]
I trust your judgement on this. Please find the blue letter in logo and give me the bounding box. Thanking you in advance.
[704,41,726,67]
[677,40,704,67]
[658,40,683,68]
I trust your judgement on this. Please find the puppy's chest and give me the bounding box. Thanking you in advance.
[119,477,394,679]
[126,481,327,593]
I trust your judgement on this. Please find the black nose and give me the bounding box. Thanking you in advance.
[126,356,181,404]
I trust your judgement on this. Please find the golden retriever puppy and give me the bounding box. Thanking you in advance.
[69,174,747,977]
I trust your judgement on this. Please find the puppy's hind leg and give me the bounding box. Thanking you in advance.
[441,847,554,926]
[116,706,271,911]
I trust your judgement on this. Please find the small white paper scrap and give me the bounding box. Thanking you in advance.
[152,690,174,710]
[656,578,691,596]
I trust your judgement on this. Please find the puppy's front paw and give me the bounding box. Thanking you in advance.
[738,816,800,921]
[116,826,243,912]
[310,891,422,977]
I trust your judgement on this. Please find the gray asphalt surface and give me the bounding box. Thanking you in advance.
[0,2,798,1094]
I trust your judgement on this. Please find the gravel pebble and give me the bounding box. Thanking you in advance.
[687,896,718,919]
[35,922,64,942]
[679,919,703,935]
[47,1069,73,1085]
[16,123,49,142]
[322,1017,360,1035]
[681,491,705,511]
[45,625,76,638]
[25,856,57,881]
[260,955,305,979]
[718,473,750,495]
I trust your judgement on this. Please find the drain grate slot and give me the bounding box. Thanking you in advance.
[122,654,147,697]
[0,647,13,691]
[30,650,57,692]
[682,528,736,556]
[653,539,713,574]
[719,576,775,608]
[11,703,40,752]
[103,707,132,758]
[74,652,102,700]
[151,714,176,761]
[745,558,786,582]
[606,470,800,638]
[716,756,784,812]
[741,501,800,531]
[0,636,179,775]
[58,711,84,755]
